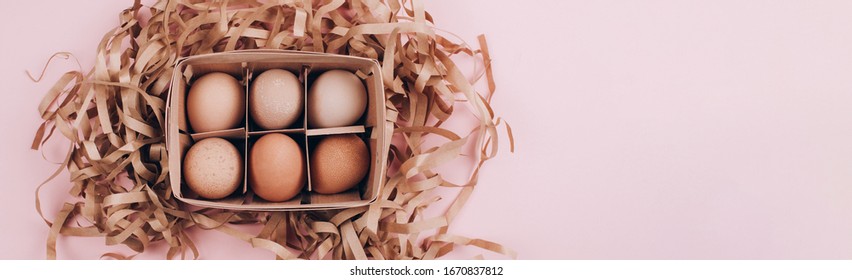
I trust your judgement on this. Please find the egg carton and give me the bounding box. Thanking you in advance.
[165,50,393,211]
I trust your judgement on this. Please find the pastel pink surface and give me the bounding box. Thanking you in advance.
[3,0,852,259]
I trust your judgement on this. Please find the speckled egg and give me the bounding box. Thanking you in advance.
[310,134,370,194]
[183,137,243,199]
[249,69,303,130]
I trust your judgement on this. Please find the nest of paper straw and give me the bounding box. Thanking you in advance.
[31,0,514,260]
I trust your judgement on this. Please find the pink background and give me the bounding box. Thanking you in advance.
[3,0,852,259]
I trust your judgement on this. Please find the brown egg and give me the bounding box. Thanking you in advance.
[186,72,245,133]
[250,69,303,130]
[183,137,243,199]
[307,70,367,128]
[310,134,370,194]
[249,133,305,202]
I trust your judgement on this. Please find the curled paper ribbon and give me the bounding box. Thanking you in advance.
[32,0,515,260]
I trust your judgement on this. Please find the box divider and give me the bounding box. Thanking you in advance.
[242,64,250,195]
[303,132,313,196]
[302,65,310,132]
[302,65,312,195]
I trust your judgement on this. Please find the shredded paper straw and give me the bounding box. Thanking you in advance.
[31,0,515,260]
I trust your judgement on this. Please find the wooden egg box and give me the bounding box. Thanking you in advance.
[165,50,392,211]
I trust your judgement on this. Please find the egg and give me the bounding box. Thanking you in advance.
[186,72,245,133]
[250,69,303,130]
[249,133,305,202]
[310,134,370,194]
[307,70,367,128]
[183,137,243,199]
